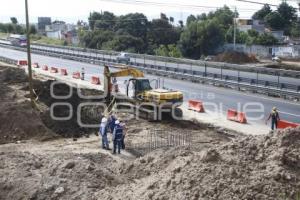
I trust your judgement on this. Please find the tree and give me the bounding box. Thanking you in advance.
[147,19,181,47]
[277,2,297,26]
[160,13,168,21]
[252,4,272,20]
[102,34,144,52]
[88,11,116,31]
[186,15,196,26]
[256,33,278,45]
[277,2,297,34]
[264,12,285,30]
[155,44,182,58]
[179,20,224,59]
[115,13,148,40]
[207,6,237,29]
[291,22,300,38]
[30,25,37,34]
[225,26,248,44]
[10,17,18,24]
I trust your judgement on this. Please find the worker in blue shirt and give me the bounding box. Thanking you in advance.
[112,120,123,154]
[108,115,117,133]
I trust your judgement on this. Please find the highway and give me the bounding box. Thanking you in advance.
[31,44,300,86]
[0,46,299,125]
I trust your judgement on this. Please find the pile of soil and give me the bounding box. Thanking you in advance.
[0,65,104,144]
[0,66,57,144]
[98,127,300,200]
[214,51,258,64]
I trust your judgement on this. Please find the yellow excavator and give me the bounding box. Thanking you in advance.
[103,65,183,120]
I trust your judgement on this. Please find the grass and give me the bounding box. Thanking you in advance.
[30,35,65,46]
[0,32,9,39]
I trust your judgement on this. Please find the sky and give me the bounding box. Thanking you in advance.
[0,0,298,24]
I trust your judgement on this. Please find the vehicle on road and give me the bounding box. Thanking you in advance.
[7,34,27,47]
[116,52,130,63]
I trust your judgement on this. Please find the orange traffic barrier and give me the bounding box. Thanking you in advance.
[50,67,58,73]
[42,65,48,71]
[72,71,81,79]
[277,120,300,129]
[60,68,68,76]
[32,62,39,68]
[188,100,205,112]
[91,76,101,85]
[17,60,28,67]
[227,109,247,124]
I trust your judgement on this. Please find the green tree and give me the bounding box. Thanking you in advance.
[256,33,278,45]
[252,4,272,20]
[277,2,297,34]
[264,12,285,30]
[30,25,37,34]
[291,23,300,38]
[102,34,144,52]
[225,26,249,44]
[208,6,237,29]
[186,15,197,26]
[155,44,182,58]
[89,11,116,31]
[277,2,297,26]
[10,17,18,24]
[179,20,224,59]
[147,19,181,46]
[115,13,148,39]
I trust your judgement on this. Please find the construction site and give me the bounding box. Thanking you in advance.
[0,60,299,200]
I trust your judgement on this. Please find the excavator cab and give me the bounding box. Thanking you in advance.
[126,78,152,100]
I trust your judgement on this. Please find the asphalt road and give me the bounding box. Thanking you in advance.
[0,46,299,125]
[31,44,300,86]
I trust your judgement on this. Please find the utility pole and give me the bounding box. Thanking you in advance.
[25,0,35,108]
[233,7,237,51]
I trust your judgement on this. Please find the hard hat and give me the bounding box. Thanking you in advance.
[115,120,120,125]
[101,117,107,123]
[272,107,277,111]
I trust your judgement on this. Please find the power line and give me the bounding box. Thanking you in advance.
[98,0,261,12]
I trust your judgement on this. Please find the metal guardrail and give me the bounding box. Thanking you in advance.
[30,42,300,78]
[0,43,299,99]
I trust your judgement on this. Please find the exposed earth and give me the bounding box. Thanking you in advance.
[0,65,299,200]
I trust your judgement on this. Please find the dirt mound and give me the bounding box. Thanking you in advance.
[0,151,124,200]
[0,66,57,144]
[214,51,258,64]
[98,127,300,200]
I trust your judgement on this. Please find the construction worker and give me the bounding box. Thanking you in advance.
[112,120,123,154]
[108,115,117,133]
[120,121,126,149]
[81,67,85,80]
[99,117,110,150]
[266,107,280,130]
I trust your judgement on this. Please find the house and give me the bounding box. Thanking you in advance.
[46,30,63,40]
[38,17,51,33]
[63,30,79,45]
[236,19,265,34]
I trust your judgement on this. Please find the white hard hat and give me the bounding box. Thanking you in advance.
[101,117,107,123]
[115,120,120,125]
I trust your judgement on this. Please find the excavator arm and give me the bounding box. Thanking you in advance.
[110,68,144,78]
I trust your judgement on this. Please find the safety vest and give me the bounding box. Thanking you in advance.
[114,126,123,141]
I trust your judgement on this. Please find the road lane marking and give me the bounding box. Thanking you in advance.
[279,111,300,117]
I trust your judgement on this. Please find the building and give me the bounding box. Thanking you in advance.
[237,19,265,34]
[46,31,63,40]
[38,17,51,32]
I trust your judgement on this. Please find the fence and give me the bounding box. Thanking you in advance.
[223,44,300,59]
[126,130,192,156]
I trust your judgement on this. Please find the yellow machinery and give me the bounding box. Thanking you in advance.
[103,65,183,120]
